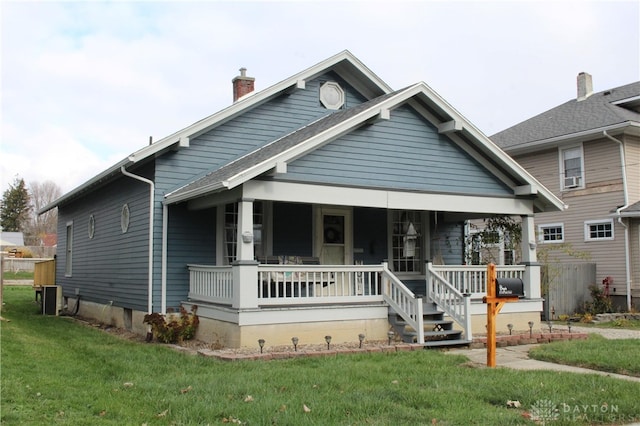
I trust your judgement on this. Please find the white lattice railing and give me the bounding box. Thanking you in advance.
[431,264,525,298]
[426,262,472,341]
[188,265,233,305]
[381,263,424,344]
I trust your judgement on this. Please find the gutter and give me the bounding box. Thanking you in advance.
[504,122,640,156]
[120,166,155,315]
[603,130,632,311]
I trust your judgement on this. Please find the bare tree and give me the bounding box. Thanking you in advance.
[25,180,62,245]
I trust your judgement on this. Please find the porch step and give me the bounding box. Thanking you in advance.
[388,302,470,348]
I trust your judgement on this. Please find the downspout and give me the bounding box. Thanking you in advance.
[603,131,631,310]
[120,166,155,315]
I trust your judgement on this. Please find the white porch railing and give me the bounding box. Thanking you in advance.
[431,264,525,298]
[256,264,384,306]
[188,265,233,305]
[187,262,529,345]
[381,262,424,344]
[426,262,472,341]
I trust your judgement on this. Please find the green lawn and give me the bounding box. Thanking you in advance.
[2,286,640,425]
[529,334,640,377]
[2,270,34,280]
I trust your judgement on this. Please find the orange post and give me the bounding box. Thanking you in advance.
[483,263,518,367]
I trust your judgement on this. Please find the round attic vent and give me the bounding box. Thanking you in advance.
[320,81,345,110]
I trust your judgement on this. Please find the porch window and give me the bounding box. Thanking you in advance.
[223,202,264,264]
[538,223,564,243]
[391,210,423,273]
[468,230,515,265]
[584,219,613,241]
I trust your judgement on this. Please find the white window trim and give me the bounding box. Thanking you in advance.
[559,144,585,191]
[387,210,427,276]
[584,219,614,242]
[538,223,564,244]
[88,214,95,239]
[121,204,130,233]
[65,221,73,277]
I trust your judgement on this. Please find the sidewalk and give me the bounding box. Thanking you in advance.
[447,326,640,383]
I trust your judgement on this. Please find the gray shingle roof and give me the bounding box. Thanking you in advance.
[620,200,640,216]
[491,81,640,150]
[167,88,407,200]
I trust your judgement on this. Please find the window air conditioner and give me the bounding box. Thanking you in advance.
[564,176,580,188]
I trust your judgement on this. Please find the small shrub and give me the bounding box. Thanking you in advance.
[613,318,631,328]
[143,305,199,344]
[583,284,613,315]
[558,314,569,322]
[580,313,593,323]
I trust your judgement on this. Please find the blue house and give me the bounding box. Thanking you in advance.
[41,51,564,348]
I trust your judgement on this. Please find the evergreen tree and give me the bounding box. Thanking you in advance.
[0,177,31,232]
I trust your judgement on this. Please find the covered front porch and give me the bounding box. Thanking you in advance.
[184,259,541,348]
[165,180,545,348]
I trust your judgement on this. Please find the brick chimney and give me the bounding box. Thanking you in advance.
[232,67,255,102]
[577,72,593,101]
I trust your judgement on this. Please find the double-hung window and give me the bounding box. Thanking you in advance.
[585,219,614,241]
[560,146,584,190]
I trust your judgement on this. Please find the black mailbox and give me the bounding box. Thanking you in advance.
[495,278,524,298]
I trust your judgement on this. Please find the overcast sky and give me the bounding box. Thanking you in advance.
[2,1,639,195]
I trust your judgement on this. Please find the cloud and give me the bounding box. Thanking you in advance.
[1,1,638,195]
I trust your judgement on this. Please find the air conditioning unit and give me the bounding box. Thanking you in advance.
[42,285,62,315]
[564,176,580,189]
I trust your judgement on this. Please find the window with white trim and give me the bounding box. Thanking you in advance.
[560,146,584,190]
[538,223,564,243]
[65,221,73,276]
[585,219,614,241]
[468,230,516,265]
[121,204,130,233]
[88,214,95,239]
[223,201,265,265]
[390,210,423,273]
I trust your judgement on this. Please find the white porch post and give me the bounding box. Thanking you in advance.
[520,215,541,299]
[232,198,259,309]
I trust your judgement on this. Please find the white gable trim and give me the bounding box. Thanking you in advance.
[165,82,565,213]
[129,50,391,164]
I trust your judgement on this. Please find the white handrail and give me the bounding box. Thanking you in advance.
[381,262,424,344]
[431,264,525,297]
[188,265,233,305]
[426,262,472,341]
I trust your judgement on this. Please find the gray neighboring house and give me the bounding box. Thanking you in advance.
[41,51,565,348]
[0,232,25,247]
[492,73,640,310]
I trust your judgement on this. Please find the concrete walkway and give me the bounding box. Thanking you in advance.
[447,326,640,383]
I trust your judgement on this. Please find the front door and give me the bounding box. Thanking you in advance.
[315,206,353,265]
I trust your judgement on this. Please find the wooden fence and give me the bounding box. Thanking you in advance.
[542,263,596,320]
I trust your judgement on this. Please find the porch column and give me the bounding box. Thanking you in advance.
[520,215,541,299]
[236,198,255,261]
[232,198,259,309]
